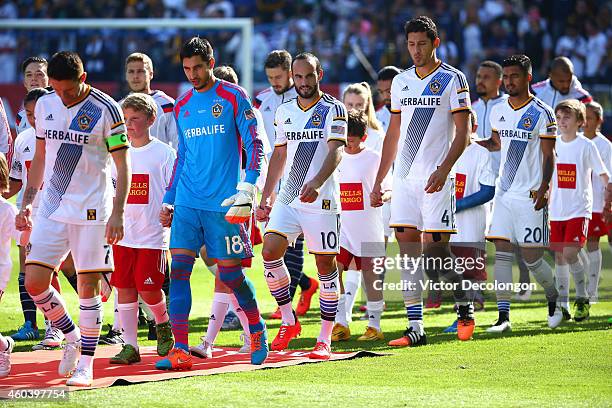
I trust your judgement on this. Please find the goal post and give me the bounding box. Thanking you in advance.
[2,18,254,94]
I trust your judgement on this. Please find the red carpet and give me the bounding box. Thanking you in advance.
[0,345,384,392]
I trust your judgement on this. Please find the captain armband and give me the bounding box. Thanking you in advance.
[106,133,129,152]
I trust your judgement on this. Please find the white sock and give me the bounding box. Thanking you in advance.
[77,296,103,371]
[117,302,139,349]
[526,257,557,300]
[367,300,384,330]
[335,294,348,327]
[113,290,122,330]
[587,249,602,303]
[343,270,361,323]
[0,335,9,351]
[205,292,231,344]
[31,287,80,343]
[230,296,250,336]
[139,296,155,322]
[144,295,169,324]
[569,259,588,299]
[556,263,571,310]
[318,320,334,346]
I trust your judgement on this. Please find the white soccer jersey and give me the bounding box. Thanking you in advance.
[490,96,557,199]
[532,77,592,110]
[114,138,176,249]
[9,127,40,210]
[35,85,129,225]
[471,94,508,140]
[590,133,612,213]
[338,147,390,256]
[390,61,471,181]
[364,126,384,153]
[550,135,608,221]
[375,106,392,133]
[0,197,19,292]
[256,86,298,155]
[451,142,496,243]
[149,90,178,148]
[274,93,347,214]
[16,107,30,135]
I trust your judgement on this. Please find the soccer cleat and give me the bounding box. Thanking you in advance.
[547,301,565,328]
[189,338,213,359]
[561,307,572,321]
[513,288,532,301]
[10,321,39,341]
[221,310,241,330]
[457,304,475,341]
[0,336,15,378]
[155,347,193,370]
[250,323,269,365]
[388,327,427,347]
[331,323,351,342]
[573,298,590,322]
[268,307,282,320]
[309,342,332,360]
[58,340,81,377]
[486,319,512,333]
[443,320,458,333]
[33,324,64,351]
[148,320,157,341]
[66,367,92,387]
[156,321,174,357]
[271,315,301,351]
[110,344,141,365]
[295,277,319,316]
[98,324,124,345]
[239,332,251,353]
[357,326,384,341]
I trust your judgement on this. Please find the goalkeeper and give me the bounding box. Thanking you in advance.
[156,37,267,370]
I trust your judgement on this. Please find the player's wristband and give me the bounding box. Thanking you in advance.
[106,133,129,152]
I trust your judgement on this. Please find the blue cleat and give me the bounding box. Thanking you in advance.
[11,321,39,341]
[250,321,269,365]
[443,320,458,334]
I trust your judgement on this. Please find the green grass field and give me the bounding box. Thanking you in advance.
[1,243,611,407]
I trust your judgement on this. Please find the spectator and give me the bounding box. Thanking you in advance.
[584,20,608,83]
[555,25,587,78]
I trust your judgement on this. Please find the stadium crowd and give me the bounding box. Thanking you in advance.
[0,0,611,85]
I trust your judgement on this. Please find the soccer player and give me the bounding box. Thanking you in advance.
[124,53,178,148]
[550,99,608,325]
[482,54,560,333]
[583,101,612,304]
[16,56,49,134]
[256,50,318,319]
[15,51,131,386]
[0,153,18,378]
[444,112,496,332]
[372,16,474,346]
[257,52,347,360]
[532,56,592,109]
[108,93,175,364]
[156,37,267,370]
[333,109,390,342]
[375,66,402,134]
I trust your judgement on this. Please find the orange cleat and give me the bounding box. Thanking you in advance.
[308,342,332,360]
[270,317,301,351]
[457,304,475,341]
[296,278,319,316]
[155,347,193,371]
[268,307,282,320]
[387,327,427,347]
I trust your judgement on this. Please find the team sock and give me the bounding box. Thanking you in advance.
[494,251,514,320]
[587,249,601,303]
[343,270,361,323]
[218,264,263,333]
[169,254,195,351]
[31,287,79,343]
[555,263,571,310]
[285,237,305,300]
[117,301,139,349]
[317,269,339,345]
[263,258,294,325]
[18,271,37,328]
[205,292,231,344]
[77,296,103,370]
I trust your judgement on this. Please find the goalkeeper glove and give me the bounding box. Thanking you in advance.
[221,182,256,224]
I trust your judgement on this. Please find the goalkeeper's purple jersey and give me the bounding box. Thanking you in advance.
[164,80,263,212]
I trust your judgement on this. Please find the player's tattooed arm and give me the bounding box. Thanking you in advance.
[300,140,344,203]
[534,138,556,210]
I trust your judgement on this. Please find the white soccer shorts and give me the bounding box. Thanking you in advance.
[390,177,456,233]
[26,216,114,273]
[265,202,340,255]
[486,193,549,247]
